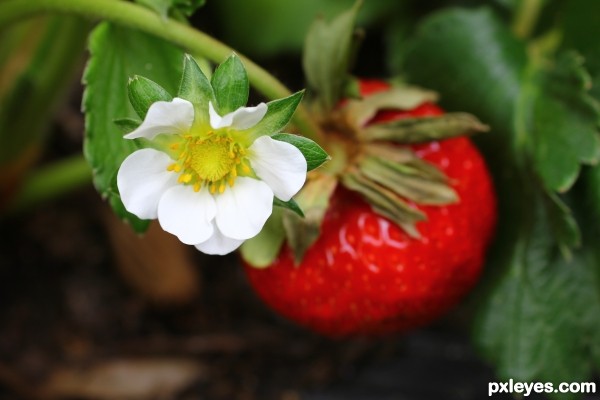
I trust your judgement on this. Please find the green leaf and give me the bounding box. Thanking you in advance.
[302,1,361,111]
[240,209,285,268]
[561,0,600,100]
[273,197,304,217]
[243,90,304,136]
[127,75,173,119]
[403,7,600,390]
[585,164,600,222]
[543,191,581,260]
[83,22,183,232]
[524,51,600,193]
[211,54,249,114]
[403,7,526,143]
[271,133,329,171]
[178,54,215,129]
[475,202,600,396]
[402,6,594,253]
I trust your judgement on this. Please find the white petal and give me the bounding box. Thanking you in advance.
[249,136,307,201]
[209,101,232,129]
[229,103,267,130]
[194,223,244,255]
[215,177,273,240]
[209,102,268,130]
[117,149,178,219]
[125,98,194,140]
[157,185,216,245]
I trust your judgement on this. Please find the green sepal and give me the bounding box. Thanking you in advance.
[134,0,205,18]
[341,170,425,238]
[240,208,285,269]
[282,174,338,264]
[114,118,141,133]
[361,113,489,143]
[211,53,249,114]
[127,75,173,119]
[359,154,458,205]
[178,54,216,128]
[274,197,304,218]
[173,0,205,16]
[341,85,438,128]
[302,1,362,112]
[244,90,304,136]
[272,133,330,171]
[135,0,172,18]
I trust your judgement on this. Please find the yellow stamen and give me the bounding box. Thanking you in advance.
[181,174,192,183]
[169,133,252,193]
[188,137,236,182]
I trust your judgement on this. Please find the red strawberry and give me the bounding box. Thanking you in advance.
[244,80,496,337]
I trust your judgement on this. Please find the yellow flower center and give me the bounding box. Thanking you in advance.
[189,137,235,182]
[167,133,252,194]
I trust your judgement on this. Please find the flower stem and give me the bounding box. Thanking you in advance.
[0,0,322,141]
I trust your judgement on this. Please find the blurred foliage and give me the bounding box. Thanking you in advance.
[0,17,89,165]
[396,3,600,398]
[0,16,89,209]
[2,1,600,397]
[211,0,402,58]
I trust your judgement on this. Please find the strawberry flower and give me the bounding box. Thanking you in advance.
[117,96,307,255]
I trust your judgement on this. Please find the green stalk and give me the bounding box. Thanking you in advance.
[7,155,92,212]
[0,0,321,141]
[512,0,545,39]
